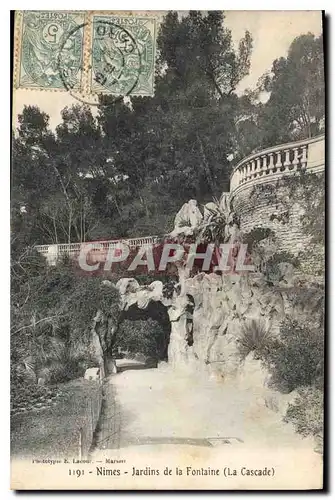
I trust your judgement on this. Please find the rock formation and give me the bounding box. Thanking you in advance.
[89,196,323,436]
[114,198,322,376]
[114,271,286,374]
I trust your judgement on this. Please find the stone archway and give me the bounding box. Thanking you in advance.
[115,277,194,369]
[117,301,171,362]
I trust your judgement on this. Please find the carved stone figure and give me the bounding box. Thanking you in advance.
[170,199,203,237]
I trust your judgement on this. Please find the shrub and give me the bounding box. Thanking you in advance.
[11,261,122,388]
[264,251,300,282]
[177,217,192,228]
[264,318,324,393]
[240,227,276,273]
[196,201,227,244]
[116,318,166,360]
[242,227,275,251]
[282,171,325,245]
[24,334,95,384]
[284,386,323,440]
[237,320,271,360]
[285,286,324,328]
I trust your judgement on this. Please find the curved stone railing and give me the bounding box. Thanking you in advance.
[230,134,325,197]
[35,235,159,260]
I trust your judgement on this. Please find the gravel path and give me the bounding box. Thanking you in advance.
[91,364,317,452]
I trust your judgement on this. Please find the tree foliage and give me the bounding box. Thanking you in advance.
[13,12,255,245]
[258,33,324,146]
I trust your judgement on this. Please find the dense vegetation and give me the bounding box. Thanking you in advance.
[12,14,324,246]
[11,12,324,442]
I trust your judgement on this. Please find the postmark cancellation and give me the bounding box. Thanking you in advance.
[90,15,156,97]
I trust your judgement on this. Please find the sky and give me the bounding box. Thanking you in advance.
[12,10,323,130]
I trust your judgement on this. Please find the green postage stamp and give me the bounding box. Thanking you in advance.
[14,11,157,97]
[16,11,85,91]
[90,15,156,97]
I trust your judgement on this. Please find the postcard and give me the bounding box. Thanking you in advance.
[11,10,325,490]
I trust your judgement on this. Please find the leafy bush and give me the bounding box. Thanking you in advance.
[239,227,276,274]
[237,320,271,360]
[250,184,278,207]
[281,171,325,245]
[116,318,166,360]
[284,386,323,439]
[264,251,300,281]
[196,202,227,244]
[259,307,324,443]
[10,363,63,413]
[177,217,192,228]
[11,260,121,386]
[242,227,275,251]
[264,318,324,393]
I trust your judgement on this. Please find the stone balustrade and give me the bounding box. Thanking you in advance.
[230,134,325,197]
[35,235,159,260]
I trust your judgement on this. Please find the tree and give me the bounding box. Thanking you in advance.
[232,90,264,160]
[258,33,324,146]
[150,11,253,198]
[13,13,255,245]
[157,11,252,100]
[13,105,109,244]
[12,107,57,209]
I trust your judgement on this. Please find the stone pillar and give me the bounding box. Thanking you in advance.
[283,149,291,168]
[307,139,324,171]
[47,244,59,266]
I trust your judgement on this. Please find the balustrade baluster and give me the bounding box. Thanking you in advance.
[292,148,299,170]
[249,161,255,180]
[301,145,307,168]
[245,164,249,182]
[255,157,261,177]
[275,151,282,169]
[234,169,238,187]
[241,165,246,182]
[261,155,267,175]
[283,149,291,168]
[268,153,274,173]
[241,165,246,183]
[243,164,247,181]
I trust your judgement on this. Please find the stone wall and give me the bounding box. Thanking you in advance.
[231,175,324,277]
[229,135,325,277]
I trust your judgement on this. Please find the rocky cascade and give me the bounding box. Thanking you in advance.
[110,196,321,375]
[113,269,320,376]
[89,195,321,434]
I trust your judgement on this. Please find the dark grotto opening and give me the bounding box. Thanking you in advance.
[115,301,171,363]
[185,294,195,347]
